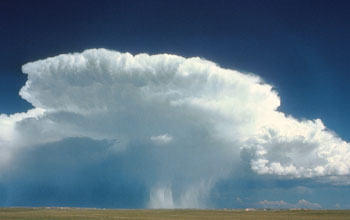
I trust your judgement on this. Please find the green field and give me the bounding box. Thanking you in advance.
[0,208,350,220]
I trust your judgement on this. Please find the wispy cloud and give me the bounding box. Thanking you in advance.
[150,134,173,145]
[258,199,321,209]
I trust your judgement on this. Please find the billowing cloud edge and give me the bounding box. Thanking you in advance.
[0,48,349,208]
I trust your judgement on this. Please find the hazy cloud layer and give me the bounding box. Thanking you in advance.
[258,199,321,209]
[0,49,349,208]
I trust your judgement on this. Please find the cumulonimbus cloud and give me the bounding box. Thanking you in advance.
[0,49,349,208]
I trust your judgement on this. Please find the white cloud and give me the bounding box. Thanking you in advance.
[248,118,350,178]
[0,48,349,207]
[150,134,173,145]
[0,108,44,169]
[258,200,289,207]
[297,199,322,209]
[0,108,44,143]
[258,199,321,209]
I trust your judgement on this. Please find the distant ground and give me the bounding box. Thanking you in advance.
[0,208,350,219]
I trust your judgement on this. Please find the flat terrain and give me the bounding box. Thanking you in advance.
[0,208,350,220]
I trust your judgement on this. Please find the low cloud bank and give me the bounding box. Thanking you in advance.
[258,199,321,209]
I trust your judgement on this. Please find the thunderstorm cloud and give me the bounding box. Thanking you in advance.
[0,49,349,208]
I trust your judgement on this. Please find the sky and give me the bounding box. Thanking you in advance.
[0,0,349,209]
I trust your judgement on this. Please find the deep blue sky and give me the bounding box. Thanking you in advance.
[1,0,349,140]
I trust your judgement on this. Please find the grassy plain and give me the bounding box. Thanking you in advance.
[0,208,349,220]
